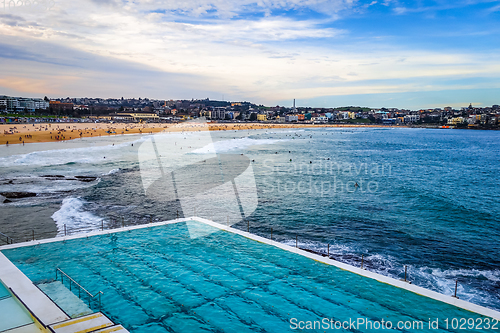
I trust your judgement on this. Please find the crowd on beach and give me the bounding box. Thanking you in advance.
[0,122,169,145]
[0,121,385,146]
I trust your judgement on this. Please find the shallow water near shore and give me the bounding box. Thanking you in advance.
[0,127,499,311]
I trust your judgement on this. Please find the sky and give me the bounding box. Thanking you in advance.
[0,0,499,109]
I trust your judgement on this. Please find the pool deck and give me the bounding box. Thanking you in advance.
[1,216,499,327]
[0,253,70,332]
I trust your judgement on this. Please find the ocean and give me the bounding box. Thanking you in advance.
[0,126,499,311]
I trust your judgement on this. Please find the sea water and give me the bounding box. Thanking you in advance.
[0,127,499,310]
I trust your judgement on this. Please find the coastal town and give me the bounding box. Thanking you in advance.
[1,95,499,129]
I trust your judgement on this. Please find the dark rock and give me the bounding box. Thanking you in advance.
[41,175,65,178]
[0,192,37,199]
[74,176,98,182]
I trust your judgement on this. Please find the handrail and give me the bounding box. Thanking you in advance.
[0,231,13,244]
[55,268,103,309]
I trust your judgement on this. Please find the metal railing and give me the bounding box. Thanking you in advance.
[55,268,103,309]
[0,215,158,243]
[0,231,14,244]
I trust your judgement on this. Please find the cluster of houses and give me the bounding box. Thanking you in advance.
[201,104,500,127]
[1,95,499,127]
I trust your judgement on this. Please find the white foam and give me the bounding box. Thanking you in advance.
[281,239,357,256]
[264,129,305,134]
[191,137,287,154]
[51,197,104,236]
[0,137,147,168]
[103,168,120,176]
[0,175,101,194]
[358,253,500,308]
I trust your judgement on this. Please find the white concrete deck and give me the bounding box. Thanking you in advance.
[1,216,499,322]
[49,312,113,333]
[0,252,70,327]
[3,323,42,333]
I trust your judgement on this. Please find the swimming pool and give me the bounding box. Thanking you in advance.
[0,280,34,332]
[2,220,498,333]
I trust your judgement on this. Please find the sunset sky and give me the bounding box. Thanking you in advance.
[1,0,499,109]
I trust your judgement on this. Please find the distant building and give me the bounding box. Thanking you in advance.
[33,99,49,110]
[0,97,7,111]
[404,114,420,123]
[211,107,227,120]
[7,98,20,112]
[382,118,396,125]
[447,117,465,125]
[257,114,267,121]
[18,98,35,113]
[111,112,159,122]
[50,101,74,114]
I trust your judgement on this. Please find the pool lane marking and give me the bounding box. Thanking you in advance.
[52,313,102,329]
[74,323,113,333]
[93,326,125,333]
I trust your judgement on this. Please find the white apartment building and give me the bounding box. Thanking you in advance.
[7,98,20,112]
[18,98,35,112]
[404,114,420,123]
[33,99,49,110]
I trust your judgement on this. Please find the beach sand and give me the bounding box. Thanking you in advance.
[0,122,387,145]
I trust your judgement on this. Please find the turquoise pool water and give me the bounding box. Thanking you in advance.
[0,280,34,332]
[2,221,498,333]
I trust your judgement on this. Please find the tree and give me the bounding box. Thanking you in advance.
[249,113,257,121]
[44,96,49,102]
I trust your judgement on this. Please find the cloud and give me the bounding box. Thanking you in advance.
[0,13,39,27]
[159,18,345,42]
[121,0,357,18]
[0,35,217,99]
[388,0,500,15]
[0,0,498,108]
[487,3,500,12]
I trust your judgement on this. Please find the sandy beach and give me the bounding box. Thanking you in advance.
[0,122,388,145]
